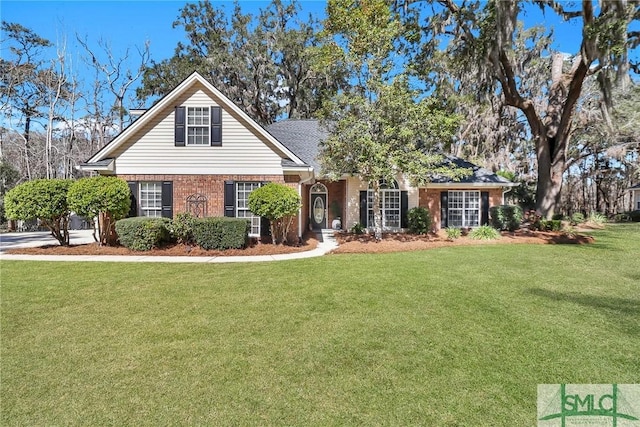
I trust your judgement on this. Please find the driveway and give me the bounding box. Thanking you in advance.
[0,229,95,253]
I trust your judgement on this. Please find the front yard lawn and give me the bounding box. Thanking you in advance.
[1,224,638,426]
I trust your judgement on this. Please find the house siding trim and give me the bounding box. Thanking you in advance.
[87,72,306,167]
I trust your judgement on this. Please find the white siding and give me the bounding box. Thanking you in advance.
[343,175,418,230]
[113,82,284,175]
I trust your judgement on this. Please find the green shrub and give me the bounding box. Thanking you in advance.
[67,176,131,246]
[445,227,461,240]
[489,205,523,231]
[539,219,562,232]
[406,207,431,234]
[248,183,300,244]
[469,225,500,240]
[192,217,249,250]
[351,222,365,235]
[171,212,196,244]
[570,212,585,225]
[551,213,564,221]
[627,210,640,222]
[4,178,72,245]
[587,212,607,225]
[115,217,171,251]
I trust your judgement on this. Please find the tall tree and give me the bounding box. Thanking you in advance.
[137,0,342,125]
[77,36,150,133]
[0,21,52,180]
[407,0,639,218]
[314,0,463,239]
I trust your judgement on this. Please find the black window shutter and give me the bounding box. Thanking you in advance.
[401,191,409,228]
[175,106,186,146]
[127,181,138,217]
[440,191,448,228]
[224,180,235,217]
[359,191,368,226]
[161,181,173,218]
[481,191,490,225]
[211,106,222,146]
[260,181,271,237]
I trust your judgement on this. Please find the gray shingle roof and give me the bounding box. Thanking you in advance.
[266,119,327,170]
[268,119,513,185]
[430,156,514,184]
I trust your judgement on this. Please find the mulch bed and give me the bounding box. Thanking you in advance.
[331,228,595,254]
[7,235,319,257]
[6,228,595,257]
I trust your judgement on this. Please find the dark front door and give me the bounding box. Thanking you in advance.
[311,193,327,229]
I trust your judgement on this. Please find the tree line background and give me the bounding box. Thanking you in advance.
[1,0,639,224]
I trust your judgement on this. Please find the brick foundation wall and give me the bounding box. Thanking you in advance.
[119,174,301,239]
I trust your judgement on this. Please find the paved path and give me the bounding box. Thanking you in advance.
[0,230,338,263]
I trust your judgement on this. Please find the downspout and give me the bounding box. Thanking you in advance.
[502,186,513,204]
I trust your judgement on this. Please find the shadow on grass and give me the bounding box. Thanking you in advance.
[528,288,640,335]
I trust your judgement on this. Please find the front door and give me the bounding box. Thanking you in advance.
[310,193,327,229]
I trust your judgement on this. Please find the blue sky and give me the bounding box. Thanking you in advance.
[2,0,634,109]
[1,1,327,81]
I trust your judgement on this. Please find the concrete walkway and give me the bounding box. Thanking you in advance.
[0,229,339,263]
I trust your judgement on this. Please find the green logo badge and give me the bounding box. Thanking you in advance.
[538,384,640,427]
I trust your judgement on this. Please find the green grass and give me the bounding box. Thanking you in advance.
[2,224,639,426]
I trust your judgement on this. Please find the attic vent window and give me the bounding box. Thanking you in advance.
[187,107,210,145]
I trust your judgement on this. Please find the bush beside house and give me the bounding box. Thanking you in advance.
[4,179,73,245]
[489,205,523,231]
[67,176,131,246]
[192,217,250,250]
[248,183,301,245]
[115,217,172,251]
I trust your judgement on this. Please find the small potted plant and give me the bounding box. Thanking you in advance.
[330,200,342,230]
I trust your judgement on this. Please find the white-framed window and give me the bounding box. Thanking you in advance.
[140,182,162,217]
[236,182,262,236]
[448,190,480,228]
[368,180,401,229]
[187,107,210,145]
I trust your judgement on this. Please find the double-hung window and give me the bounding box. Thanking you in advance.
[187,107,210,145]
[448,190,480,228]
[236,182,262,236]
[140,182,162,217]
[367,180,401,229]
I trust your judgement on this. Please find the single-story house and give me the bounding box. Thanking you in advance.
[629,183,640,211]
[80,72,517,240]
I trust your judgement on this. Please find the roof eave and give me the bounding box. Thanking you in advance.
[425,181,519,188]
[87,72,306,166]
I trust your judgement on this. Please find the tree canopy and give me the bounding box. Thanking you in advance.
[314,0,464,238]
[137,0,344,125]
[403,0,640,217]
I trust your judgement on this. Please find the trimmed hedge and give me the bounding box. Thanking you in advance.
[192,217,249,250]
[489,205,523,231]
[115,217,171,251]
[407,207,431,234]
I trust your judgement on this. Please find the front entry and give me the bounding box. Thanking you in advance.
[311,193,327,229]
[310,183,328,230]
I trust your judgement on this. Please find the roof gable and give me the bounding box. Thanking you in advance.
[87,72,305,166]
